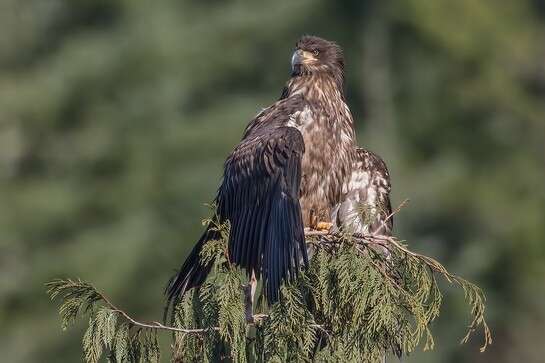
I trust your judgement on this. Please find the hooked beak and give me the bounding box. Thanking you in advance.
[291,49,315,69]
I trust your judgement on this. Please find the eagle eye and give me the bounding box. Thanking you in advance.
[312,49,320,56]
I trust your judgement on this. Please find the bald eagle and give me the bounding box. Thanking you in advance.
[166,36,359,308]
[332,148,393,237]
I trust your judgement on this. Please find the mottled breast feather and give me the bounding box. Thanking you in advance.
[332,148,393,236]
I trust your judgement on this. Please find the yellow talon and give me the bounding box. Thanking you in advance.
[316,221,333,231]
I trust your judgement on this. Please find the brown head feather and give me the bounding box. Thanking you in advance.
[291,35,345,90]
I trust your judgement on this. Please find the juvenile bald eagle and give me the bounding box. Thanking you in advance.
[332,148,393,236]
[166,36,357,308]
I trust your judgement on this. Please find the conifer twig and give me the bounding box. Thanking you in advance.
[98,291,218,334]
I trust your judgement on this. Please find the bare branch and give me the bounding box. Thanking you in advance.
[97,291,219,334]
[373,198,409,236]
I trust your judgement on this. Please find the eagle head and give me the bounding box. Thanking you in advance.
[291,35,344,78]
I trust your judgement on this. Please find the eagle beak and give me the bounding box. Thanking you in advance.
[291,49,315,69]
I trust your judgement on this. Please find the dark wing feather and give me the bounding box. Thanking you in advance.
[219,126,307,302]
[166,125,307,308]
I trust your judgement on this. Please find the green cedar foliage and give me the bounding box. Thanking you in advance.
[47,220,491,362]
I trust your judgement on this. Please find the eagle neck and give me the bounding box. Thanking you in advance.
[282,73,345,104]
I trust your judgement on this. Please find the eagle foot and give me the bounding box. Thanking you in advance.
[315,221,333,231]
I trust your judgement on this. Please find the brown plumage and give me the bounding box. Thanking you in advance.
[165,36,357,308]
[332,148,393,236]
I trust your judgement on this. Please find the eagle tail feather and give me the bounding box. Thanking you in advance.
[163,224,219,321]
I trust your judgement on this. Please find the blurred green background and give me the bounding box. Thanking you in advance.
[1,0,544,362]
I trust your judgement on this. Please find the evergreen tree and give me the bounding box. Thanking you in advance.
[47,215,491,362]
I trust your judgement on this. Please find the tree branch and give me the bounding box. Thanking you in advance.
[97,291,219,334]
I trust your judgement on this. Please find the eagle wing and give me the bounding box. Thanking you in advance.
[332,148,393,235]
[166,123,307,305]
[220,126,307,301]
